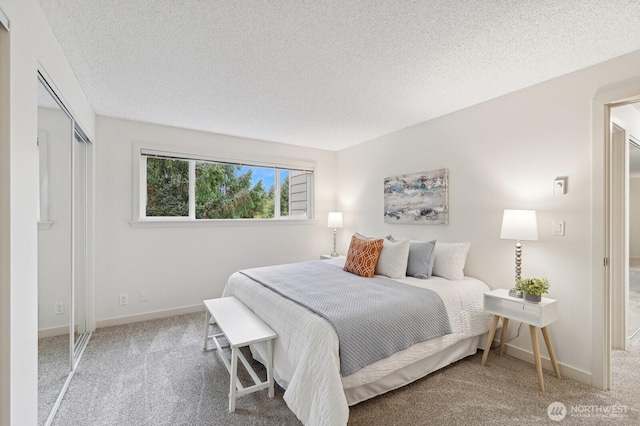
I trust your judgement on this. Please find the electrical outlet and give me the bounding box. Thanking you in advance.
[54,302,64,315]
[119,293,128,306]
[140,290,148,302]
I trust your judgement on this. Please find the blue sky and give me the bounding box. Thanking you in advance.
[237,166,288,190]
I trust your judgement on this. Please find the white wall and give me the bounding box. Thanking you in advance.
[336,50,640,384]
[0,0,95,424]
[94,116,337,324]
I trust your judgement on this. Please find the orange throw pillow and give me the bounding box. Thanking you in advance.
[343,235,384,278]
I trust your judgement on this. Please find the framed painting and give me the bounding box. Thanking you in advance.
[384,168,449,224]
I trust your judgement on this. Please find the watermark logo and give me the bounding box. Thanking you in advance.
[547,401,628,421]
[547,401,567,421]
[570,404,627,418]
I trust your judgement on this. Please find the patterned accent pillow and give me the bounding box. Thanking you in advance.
[344,235,384,278]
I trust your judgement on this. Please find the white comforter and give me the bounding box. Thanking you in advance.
[222,259,491,426]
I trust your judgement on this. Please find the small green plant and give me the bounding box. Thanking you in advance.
[516,277,550,296]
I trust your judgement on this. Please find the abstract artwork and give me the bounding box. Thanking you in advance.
[384,168,449,224]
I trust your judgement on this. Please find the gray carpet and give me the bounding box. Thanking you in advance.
[51,312,640,425]
[39,334,71,425]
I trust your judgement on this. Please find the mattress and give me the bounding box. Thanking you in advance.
[222,258,492,426]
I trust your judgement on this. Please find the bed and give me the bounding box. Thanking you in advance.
[222,254,493,426]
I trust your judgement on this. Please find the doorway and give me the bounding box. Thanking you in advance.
[609,101,640,359]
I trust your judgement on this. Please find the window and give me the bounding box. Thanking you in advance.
[139,149,314,221]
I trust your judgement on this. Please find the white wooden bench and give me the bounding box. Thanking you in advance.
[203,297,277,412]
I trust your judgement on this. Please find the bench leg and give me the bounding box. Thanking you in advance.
[203,310,211,350]
[267,339,274,398]
[229,347,238,412]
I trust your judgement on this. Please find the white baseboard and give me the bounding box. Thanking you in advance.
[502,343,591,386]
[96,304,205,329]
[39,323,83,339]
[39,325,68,339]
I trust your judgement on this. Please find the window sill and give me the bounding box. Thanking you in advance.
[128,218,319,228]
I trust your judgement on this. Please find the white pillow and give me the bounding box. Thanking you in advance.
[375,238,410,279]
[432,242,471,280]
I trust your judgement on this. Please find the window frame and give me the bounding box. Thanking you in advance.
[131,142,317,227]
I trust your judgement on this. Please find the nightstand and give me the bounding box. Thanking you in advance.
[480,288,561,392]
[320,254,345,260]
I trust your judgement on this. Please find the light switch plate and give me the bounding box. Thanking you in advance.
[553,220,565,236]
[553,177,567,195]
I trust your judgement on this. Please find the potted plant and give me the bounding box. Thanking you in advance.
[516,277,550,303]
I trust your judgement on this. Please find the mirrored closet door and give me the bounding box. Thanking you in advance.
[629,136,640,342]
[37,73,93,426]
[73,131,92,361]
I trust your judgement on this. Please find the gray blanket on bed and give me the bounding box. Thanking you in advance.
[239,260,451,376]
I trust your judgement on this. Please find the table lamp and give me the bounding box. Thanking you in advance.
[500,209,538,287]
[327,212,343,257]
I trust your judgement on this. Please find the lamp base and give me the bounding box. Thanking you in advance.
[514,240,523,284]
[331,228,338,258]
[508,288,523,298]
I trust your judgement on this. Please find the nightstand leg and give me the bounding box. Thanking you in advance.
[530,325,545,392]
[499,318,509,356]
[481,315,500,366]
[203,310,211,350]
[541,326,562,379]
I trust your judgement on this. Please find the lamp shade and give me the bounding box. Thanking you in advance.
[500,209,538,241]
[327,212,343,228]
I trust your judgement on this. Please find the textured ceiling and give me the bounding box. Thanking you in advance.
[37,0,640,151]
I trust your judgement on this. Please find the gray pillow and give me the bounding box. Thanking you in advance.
[406,240,437,279]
